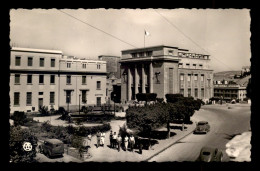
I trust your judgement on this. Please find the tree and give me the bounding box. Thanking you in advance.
[126,103,168,147]
[9,126,38,163]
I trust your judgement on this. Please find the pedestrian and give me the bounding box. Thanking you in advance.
[112,132,117,148]
[109,130,113,148]
[124,135,129,151]
[138,137,143,154]
[100,131,106,147]
[129,134,135,152]
[96,131,101,148]
[87,133,92,148]
[116,134,122,152]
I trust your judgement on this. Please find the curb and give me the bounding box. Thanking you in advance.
[143,128,194,162]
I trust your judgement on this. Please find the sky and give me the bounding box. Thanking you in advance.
[10,8,251,72]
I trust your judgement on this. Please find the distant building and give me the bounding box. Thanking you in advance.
[213,75,250,101]
[10,47,107,114]
[98,55,121,103]
[120,45,214,103]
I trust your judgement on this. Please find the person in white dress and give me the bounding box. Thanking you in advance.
[100,131,106,147]
[124,135,129,151]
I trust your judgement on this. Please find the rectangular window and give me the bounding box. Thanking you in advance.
[50,92,55,104]
[15,56,21,66]
[193,64,197,69]
[50,75,55,84]
[168,50,173,55]
[132,53,137,58]
[97,81,101,89]
[82,76,86,84]
[178,63,183,68]
[39,75,44,84]
[199,64,203,68]
[82,63,86,68]
[180,89,184,95]
[15,74,20,84]
[188,89,191,97]
[67,63,71,68]
[194,75,198,81]
[97,64,101,69]
[187,74,191,87]
[26,92,32,105]
[51,59,55,67]
[39,92,43,95]
[14,92,20,105]
[201,75,204,82]
[180,74,184,81]
[40,58,44,67]
[82,90,87,103]
[66,91,71,103]
[201,88,204,98]
[186,63,190,68]
[146,51,152,57]
[96,97,101,107]
[195,89,198,98]
[27,75,32,84]
[28,57,33,66]
[66,75,71,84]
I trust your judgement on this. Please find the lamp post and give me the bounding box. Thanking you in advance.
[79,94,81,115]
[114,93,116,115]
[67,95,70,112]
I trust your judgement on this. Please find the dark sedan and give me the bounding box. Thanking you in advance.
[194,121,210,134]
[198,147,223,162]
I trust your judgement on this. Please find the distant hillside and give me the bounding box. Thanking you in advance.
[213,71,241,81]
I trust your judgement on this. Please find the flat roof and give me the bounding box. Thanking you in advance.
[122,45,179,52]
[11,47,63,54]
[98,55,121,58]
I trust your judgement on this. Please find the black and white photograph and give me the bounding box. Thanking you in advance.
[9,8,252,163]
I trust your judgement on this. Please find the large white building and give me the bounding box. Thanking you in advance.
[10,47,107,114]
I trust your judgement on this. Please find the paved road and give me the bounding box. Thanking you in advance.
[149,104,251,162]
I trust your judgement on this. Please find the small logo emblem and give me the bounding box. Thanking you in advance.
[23,142,32,151]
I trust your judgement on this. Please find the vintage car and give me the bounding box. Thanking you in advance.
[39,138,64,158]
[194,121,210,134]
[198,147,223,162]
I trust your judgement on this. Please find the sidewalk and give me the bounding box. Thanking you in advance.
[84,111,203,162]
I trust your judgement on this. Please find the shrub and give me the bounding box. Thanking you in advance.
[156,98,164,103]
[41,121,52,132]
[12,111,26,126]
[165,94,184,103]
[136,93,157,103]
[70,135,85,156]
[39,106,49,116]
[9,126,38,163]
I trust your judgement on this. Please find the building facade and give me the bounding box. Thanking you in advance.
[10,47,107,114]
[98,55,121,102]
[213,75,250,101]
[120,45,213,102]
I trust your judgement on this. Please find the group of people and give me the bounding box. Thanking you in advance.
[83,130,143,154]
[109,131,136,152]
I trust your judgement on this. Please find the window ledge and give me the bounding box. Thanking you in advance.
[82,83,87,85]
[14,83,21,85]
[96,88,101,90]
[26,104,32,106]
[13,105,20,107]
[66,83,72,85]
[27,83,33,85]
[39,83,45,85]
[50,83,56,85]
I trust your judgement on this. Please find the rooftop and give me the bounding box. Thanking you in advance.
[11,47,63,54]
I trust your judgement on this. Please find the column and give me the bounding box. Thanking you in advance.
[142,64,146,93]
[149,62,153,93]
[134,64,138,98]
[127,67,131,101]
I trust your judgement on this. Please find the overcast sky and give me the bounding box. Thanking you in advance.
[10,8,251,72]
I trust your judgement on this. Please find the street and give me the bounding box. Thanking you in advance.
[149,104,251,162]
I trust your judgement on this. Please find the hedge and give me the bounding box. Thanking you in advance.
[136,93,157,102]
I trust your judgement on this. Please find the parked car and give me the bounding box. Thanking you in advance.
[39,139,64,158]
[194,121,210,134]
[198,147,223,162]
